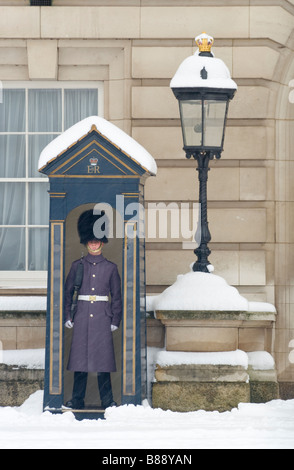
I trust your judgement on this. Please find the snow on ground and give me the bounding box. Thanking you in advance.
[0,391,293,449]
[0,348,293,449]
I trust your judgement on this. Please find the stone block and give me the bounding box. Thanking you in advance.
[250,381,279,403]
[0,364,44,407]
[209,208,267,243]
[166,326,238,352]
[239,328,266,352]
[152,381,250,412]
[145,207,268,244]
[0,313,46,350]
[17,326,45,350]
[147,319,165,349]
[233,46,279,80]
[239,251,266,286]
[140,7,249,39]
[132,86,274,121]
[145,167,240,202]
[132,86,177,119]
[239,167,267,201]
[146,249,267,288]
[27,40,58,80]
[0,327,16,350]
[41,7,140,39]
[132,46,193,79]
[222,126,274,160]
[229,86,275,120]
[279,382,294,400]
[0,7,40,39]
[250,6,293,46]
[132,126,187,161]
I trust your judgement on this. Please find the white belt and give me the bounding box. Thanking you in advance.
[78,295,109,302]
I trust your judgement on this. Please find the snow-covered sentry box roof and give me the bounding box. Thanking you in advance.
[170,32,237,92]
[38,115,157,176]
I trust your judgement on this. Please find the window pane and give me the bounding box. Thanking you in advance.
[0,228,25,270]
[180,100,202,147]
[0,183,25,225]
[28,89,62,132]
[28,134,56,177]
[28,182,50,225]
[203,100,227,147]
[28,228,48,271]
[0,89,25,132]
[65,89,98,129]
[0,135,26,178]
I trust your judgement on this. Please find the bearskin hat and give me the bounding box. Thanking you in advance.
[77,209,109,245]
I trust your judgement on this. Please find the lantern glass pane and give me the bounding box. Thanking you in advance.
[203,100,227,147]
[179,100,202,147]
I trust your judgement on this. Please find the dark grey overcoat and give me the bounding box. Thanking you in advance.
[64,253,122,373]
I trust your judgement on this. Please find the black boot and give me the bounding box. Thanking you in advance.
[97,372,116,408]
[65,371,88,409]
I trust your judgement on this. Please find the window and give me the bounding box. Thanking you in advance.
[0,82,103,287]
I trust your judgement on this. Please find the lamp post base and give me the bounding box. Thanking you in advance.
[193,244,211,273]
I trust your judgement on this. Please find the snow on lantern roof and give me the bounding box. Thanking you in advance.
[170,33,237,91]
[38,116,157,176]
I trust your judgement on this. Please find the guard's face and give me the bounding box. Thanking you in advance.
[87,240,103,254]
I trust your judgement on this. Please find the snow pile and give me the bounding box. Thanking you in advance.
[154,349,276,372]
[248,302,276,313]
[153,271,249,312]
[1,349,45,369]
[152,271,276,313]
[38,116,157,175]
[0,297,46,311]
[0,390,294,449]
[247,351,275,371]
[0,349,45,370]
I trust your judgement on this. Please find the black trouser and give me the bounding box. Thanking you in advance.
[72,371,114,407]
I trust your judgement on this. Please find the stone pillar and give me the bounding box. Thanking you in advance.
[152,309,279,412]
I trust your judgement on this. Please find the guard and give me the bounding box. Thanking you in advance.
[64,209,122,410]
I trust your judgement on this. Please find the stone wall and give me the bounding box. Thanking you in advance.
[0,1,293,384]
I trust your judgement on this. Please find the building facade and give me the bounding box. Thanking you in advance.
[0,0,293,393]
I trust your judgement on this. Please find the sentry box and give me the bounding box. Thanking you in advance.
[38,116,157,419]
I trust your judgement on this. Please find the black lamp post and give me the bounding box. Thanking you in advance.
[171,33,237,273]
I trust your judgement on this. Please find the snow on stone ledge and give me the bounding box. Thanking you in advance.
[155,350,276,371]
[247,351,275,371]
[248,301,276,313]
[0,297,46,311]
[156,350,249,369]
[38,116,157,176]
[0,349,45,369]
[153,271,276,313]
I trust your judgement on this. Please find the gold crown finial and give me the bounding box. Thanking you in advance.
[195,32,214,53]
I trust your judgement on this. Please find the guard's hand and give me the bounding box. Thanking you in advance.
[111,325,118,332]
[65,320,74,329]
